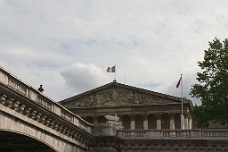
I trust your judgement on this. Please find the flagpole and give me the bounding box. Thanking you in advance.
[115,64,116,81]
[181,74,184,130]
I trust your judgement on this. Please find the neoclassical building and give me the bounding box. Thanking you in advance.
[60,80,193,131]
[2,66,228,152]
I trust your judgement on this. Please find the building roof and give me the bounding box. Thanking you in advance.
[59,80,192,108]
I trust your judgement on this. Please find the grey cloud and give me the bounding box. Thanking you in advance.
[1,0,228,102]
[60,63,111,93]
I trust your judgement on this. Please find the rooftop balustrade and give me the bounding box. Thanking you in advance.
[117,129,228,140]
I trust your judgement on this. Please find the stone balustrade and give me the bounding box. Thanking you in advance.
[93,123,118,136]
[118,129,228,140]
[0,67,93,142]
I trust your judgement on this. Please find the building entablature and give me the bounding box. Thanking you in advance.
[67,104,189,117]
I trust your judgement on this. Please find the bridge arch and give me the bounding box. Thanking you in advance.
[0,130,56,152]
[0,109,64,152]
[0,103,87,152]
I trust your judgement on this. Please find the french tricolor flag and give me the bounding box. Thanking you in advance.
[107,66,115,73]
[176,76,182,88]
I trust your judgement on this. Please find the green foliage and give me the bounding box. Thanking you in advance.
[189,105,209,128]
[190,38,228,128]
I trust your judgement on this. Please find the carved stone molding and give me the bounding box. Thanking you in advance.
[67,86,176,108]
[0,94,7,104]
[24,107,32,117]
[54,123,60,130]
[6,98,14,108]
[31,110,37,119]
[46,118,51,126]
[73,133,79,139]
[62,127,67,134]
[69,131,75,137]
[58,125,63,132]
[13,101,20,111]
[76,134,82,140]
[49,120,55,128]
[0,92,91,143]
[41,115,47,124]
[35,113,42,122]
[18,104,26,113]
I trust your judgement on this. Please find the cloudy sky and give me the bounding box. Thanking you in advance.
[0,0,228,104]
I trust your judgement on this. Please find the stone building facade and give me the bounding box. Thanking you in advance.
[1,65,228,152]
[60,80,193,131]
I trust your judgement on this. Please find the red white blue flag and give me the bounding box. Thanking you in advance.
[107,66,115,73]
[176,76,182,88]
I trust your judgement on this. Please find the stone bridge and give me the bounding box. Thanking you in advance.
[0,67,93,152]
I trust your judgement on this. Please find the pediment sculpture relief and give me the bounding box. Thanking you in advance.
[68,87,174,107]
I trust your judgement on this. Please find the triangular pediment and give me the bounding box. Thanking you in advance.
[60,81,186,108]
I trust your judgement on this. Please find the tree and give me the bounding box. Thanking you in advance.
[190,37,228,128]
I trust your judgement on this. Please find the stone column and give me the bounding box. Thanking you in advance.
[93,116,98,127]
[189,117,193,129]
[118,115,123,128]
[156,113,161,130]
[184,113,189,130]
[130,115,135,130]
[169,113,175,130]
[143,114,148,130]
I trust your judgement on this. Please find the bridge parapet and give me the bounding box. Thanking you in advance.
[0,66,91,133]
[0,66,93,148]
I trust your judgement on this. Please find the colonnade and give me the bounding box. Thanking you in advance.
[86,113,192,130]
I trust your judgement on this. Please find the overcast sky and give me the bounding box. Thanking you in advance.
[0,0,228,104]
